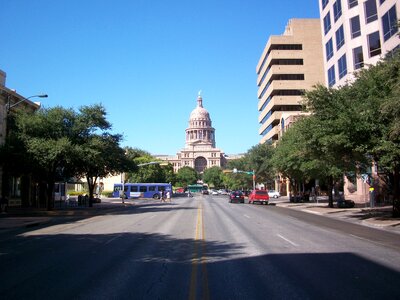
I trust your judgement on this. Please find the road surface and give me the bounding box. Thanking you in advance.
[1,194,399,299]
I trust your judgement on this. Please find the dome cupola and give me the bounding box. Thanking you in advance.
[185,92,215,147]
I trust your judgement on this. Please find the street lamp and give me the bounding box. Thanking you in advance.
[137,161,168,167]
[6,93,47,113]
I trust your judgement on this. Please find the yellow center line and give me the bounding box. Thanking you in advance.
[189,202,209,300]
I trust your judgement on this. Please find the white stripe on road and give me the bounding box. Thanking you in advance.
[277,234,299,247]
[243,214,251,219]
[349,234,385,246]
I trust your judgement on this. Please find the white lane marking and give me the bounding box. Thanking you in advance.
[277,234,299,247]
[243,214,251,219]
[349,234,385,246]
[104,234,123,245]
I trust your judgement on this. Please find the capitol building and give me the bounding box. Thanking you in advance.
[155,93,228,173]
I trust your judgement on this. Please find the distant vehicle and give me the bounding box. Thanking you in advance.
[113,183,172,199]
[268,190,281,198]
[229,191,244,203]
[201,189,209,195]
[248,190,269,205]
[218,189,229,195]
[211,190,219,195]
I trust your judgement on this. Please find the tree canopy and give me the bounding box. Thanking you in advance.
[7,104,134,209]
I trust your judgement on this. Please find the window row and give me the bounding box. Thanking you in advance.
[258,59,303,87]
[324,0,379,36]
[257,44,303,75]
[327,44,373,87]
[325,5,396,63]
[325,25,345,61]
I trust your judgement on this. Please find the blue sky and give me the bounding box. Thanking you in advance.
[0,0,319,155]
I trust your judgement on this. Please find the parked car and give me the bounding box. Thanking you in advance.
[229,191,245,203]
[248,190,269,205]
[268,189,280,198]
[201,189,209,195]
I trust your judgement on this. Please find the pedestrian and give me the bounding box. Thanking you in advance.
[0,197,8,213]
[160,190,165,202]
[119,189,125,204]
[166,190,171,203]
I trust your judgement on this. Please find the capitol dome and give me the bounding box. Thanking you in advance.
[185,93,215,148]
[190,96,210,121]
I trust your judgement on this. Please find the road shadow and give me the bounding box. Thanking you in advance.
[1,230,399,299]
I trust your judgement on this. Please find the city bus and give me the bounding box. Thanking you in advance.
[113,183,172,199]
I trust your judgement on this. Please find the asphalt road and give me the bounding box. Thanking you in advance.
[1,194,399,299]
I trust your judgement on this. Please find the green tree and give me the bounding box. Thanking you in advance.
[162,163,177,185]
[12,105,134,209]
[222,158,252,190]
[176,166,198,188]
[123,148,176,184]
[349,51,400,216]
[246,143,275,188]
[203,166,223,188]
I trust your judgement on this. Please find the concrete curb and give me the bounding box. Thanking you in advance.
[275,201,400,230]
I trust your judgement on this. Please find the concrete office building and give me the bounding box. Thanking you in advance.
[256,19,325,145]
[320,0,399,87]
[319,0,399,203]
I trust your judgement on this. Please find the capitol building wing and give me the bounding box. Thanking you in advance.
[156,93,226,173]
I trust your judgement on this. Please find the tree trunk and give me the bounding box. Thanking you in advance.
[393,165,400,218]
[46,181,55,211]
[86,176,97,207]
[328,176,334,208]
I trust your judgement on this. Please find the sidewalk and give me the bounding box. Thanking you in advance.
[273,197,400,233]
[0,198,131,233]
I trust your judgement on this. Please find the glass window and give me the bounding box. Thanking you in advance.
[333,0,343,22]
[328,65,336,87]
[325,38,334,61]
[149,186,156,191]
[322,0,329,9]
[380,0,386,4]
[382,5,398,42]
[365,0,378,24]
[139,186,147,192]
[338,54,348,79]
[368,31,381,57]
[335,25,345,50]
[348,0,358,8]
[350,16,361,38]
[131,186,138,192]
[353,46,364,69]
[324,12,332,35]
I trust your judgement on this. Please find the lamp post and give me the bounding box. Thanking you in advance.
[6,93,47,113]
[1,90,47,207]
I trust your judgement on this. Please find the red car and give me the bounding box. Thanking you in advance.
[248,190,269,205]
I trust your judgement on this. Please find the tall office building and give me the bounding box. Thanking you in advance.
[256,19,325,144]
[319,0,399,203]
[319,0,399,88]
